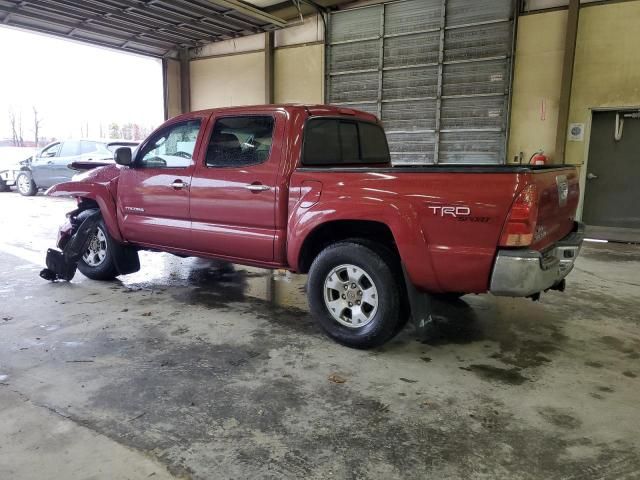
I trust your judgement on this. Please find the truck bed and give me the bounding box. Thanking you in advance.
[289,164,579,294]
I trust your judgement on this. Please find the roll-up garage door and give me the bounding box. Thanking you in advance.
[326,0,515,164]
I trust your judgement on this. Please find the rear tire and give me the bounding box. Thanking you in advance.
[16,172,37,196]
[77,219,118,281]
[308,241,403,349]
[0,180,10,192]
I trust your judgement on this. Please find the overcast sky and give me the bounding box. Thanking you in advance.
[0,26,164,142]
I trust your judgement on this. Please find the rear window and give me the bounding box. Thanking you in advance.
[302,118,390,166]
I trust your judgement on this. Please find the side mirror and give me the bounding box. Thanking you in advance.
[43,151,56,158]
[114,147,133,166]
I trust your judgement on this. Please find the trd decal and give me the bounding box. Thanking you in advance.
[429,206,471,217]
[429,205,490,223]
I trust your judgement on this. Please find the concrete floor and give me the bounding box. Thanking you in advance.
[0,193,639,480]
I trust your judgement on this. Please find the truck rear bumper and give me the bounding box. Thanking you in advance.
[490,222,585,297]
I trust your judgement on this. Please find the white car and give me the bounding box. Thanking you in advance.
[0,147,36,192]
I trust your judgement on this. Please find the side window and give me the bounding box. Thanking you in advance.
[205,116,274,168]
[302,118,390,166]
[138,120,201,168]
[359,122,390,163]
[58,141,80,157]
[39,143,60,158]
[80,141,98,155]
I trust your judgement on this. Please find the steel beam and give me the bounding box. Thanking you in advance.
[148,0,262,34]
[264,31,274,103]
[179,48,191,114]
[433,0,447,164]
[205,0,288,28]
[555,0,580,162]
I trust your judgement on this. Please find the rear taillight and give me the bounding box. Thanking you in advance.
[499,184,539,247]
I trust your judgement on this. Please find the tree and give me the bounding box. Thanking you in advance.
[32,107,42,147]
[80,121,89,138]
[8,108,24,146]
[108,122,120,139]
[121,123,133,140]
[18,111,24,146]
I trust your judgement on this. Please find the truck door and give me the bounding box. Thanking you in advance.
[117,117,205,250]
[189,113,283,262]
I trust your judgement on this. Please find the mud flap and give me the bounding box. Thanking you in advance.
[112,244,140,276]
[40,209,101,281]
[402,265,453,341]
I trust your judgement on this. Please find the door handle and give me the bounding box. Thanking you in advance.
[171,180,188,190]
[47,161,54,165]
[244,184,270,192]
[587,172,598,180]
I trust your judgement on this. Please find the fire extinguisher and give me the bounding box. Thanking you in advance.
[529,149,548,166]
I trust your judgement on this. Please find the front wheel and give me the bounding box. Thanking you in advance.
[307,241,404,349]
[16,172,37,196]
[77,220,118,281]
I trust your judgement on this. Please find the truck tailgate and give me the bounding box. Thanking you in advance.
[528,166,580,251]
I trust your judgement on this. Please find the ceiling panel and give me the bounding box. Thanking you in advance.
[0,0,288,57]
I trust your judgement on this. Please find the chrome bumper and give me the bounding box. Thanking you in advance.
[490,222,585,297]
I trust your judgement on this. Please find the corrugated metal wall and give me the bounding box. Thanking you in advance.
[326,0,515,164]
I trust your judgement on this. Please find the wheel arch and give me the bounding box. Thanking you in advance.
[296,219,399,274]
[47,181,124,243]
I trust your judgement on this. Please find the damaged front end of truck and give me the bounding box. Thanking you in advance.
[40,164,139,282]
[40,206,103,281]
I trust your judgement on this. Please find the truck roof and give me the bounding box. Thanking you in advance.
[186,104,379,123]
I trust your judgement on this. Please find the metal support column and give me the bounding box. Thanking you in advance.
[162,57,169,120]
[433,0,447,164]
[265,31,275,104]
[555,0,580,162]
[376,5,385,119]
[179,48,191,114]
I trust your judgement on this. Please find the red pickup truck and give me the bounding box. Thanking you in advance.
[43,104,584,348]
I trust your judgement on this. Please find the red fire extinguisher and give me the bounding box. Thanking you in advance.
[529,150,548,166]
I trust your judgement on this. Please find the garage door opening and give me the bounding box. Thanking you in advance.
[0,27,164,149]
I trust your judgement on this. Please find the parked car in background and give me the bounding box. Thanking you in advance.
[0,147,36,192]
[16,139,139,196]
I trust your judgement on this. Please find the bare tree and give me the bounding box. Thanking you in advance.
[8,109,18,146]
[79,120,89,138]
[32,106,42,147]
[18,112,24,146]
[8,108,24,146]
